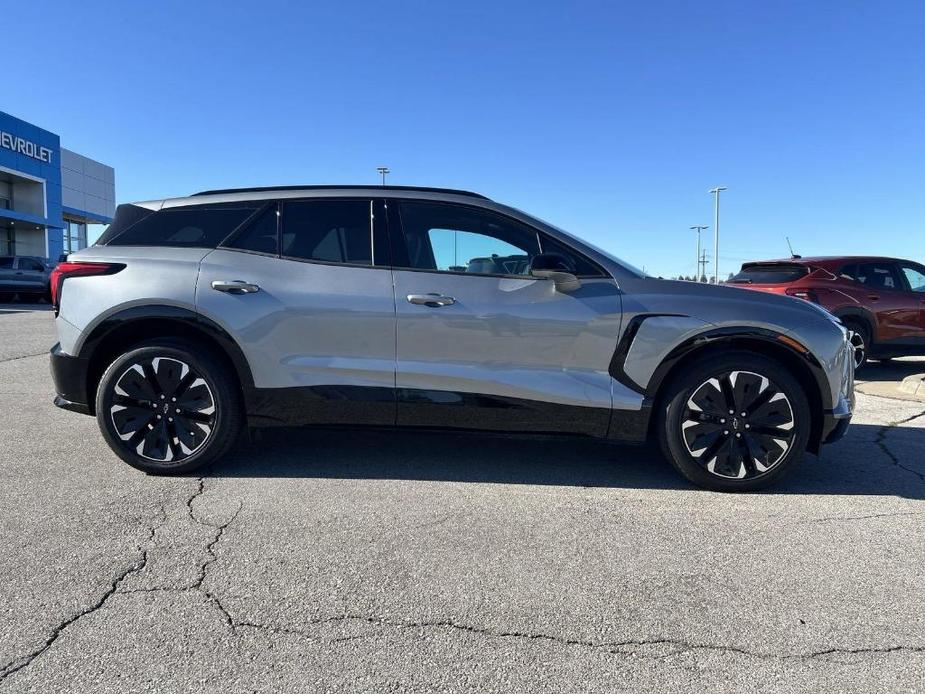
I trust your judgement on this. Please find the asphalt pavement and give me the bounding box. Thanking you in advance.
[1,306,924,693]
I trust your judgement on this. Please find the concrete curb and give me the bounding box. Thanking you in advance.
[899,373,925,399]
[857,374,925,402]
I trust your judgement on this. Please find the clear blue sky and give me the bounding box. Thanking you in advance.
[9,0,924,277]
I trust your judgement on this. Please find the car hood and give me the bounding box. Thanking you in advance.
[619,277,843,336]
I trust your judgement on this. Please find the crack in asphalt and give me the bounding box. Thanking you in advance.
[0,504,168,684]
[5,404,925,683]
[875,410,925,484]
[116,478,243,638]
[0,351,46,364]
[808,510,922,524]
[227,613,925,663]
[0,474,243,688]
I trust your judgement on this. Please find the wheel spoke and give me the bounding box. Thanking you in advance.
[719,374,737,413]
[141,361,161,396]
[113,393,148,408]
[177,409,212,424]
[112,405,154,436]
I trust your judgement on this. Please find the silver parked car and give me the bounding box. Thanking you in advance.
[0,255,52,302]
[49,186,854,491]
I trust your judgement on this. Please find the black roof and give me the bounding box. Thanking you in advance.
[191,185,488,199]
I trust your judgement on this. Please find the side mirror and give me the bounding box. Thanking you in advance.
[530,253,581,292]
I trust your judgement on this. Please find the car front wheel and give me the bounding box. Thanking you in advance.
[658,352,811,492]
[95,340,243,474]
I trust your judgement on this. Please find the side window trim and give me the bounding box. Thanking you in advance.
[390,199,608,279]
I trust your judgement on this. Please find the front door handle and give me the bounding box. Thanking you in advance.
[407,293,456,307]
[867,294,880,301]
[211,280,260,294]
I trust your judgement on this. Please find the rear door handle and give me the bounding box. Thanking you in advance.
[211,280,260,294]
[867,294,880,301]
[407,293,456,307]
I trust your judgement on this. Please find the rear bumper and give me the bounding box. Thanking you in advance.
[50,343,92,415]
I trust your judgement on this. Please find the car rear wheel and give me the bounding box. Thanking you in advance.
[0,292,14,303]
[842,319,870,370]
[95,340,243,474]
[658,352,811,492]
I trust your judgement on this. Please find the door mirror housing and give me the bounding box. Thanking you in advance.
[530,255,581,292]
[531,269,581,292]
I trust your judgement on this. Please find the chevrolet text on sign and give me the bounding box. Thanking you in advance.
[0,131,53,163]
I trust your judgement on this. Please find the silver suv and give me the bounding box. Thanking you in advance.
[49,186,854,491]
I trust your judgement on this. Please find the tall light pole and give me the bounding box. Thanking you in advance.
[690,225,708,280]
[709,187,727,283]
[377,167,390,186]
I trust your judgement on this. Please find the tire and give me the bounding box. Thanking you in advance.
[0,292,14,303]
[841,318,870,371]
[657,352,811,492]
[95,339,243,474]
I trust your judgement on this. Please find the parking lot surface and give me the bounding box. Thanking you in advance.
[1,306,924,693]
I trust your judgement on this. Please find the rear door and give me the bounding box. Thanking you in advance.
[197,198,397,426]
[388,199,622,436]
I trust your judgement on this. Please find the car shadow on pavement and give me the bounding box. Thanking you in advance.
[206,423,925,498]
[857,359,925,383]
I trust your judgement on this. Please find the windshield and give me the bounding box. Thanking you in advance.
[510,209,648,278]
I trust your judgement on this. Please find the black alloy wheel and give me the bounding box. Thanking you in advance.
[658,352,811,492]
[109,356,216,462]
[96,341,242,474]
[680,370,795,480]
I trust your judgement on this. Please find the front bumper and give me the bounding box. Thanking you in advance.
[50,343,92,415]
[821,394,853,445]
[818,334,856,448]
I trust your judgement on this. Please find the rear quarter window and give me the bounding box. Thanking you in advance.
[104,205,259,248]
[729,264,809,284]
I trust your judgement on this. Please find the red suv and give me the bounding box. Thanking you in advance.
[730,256,925,369]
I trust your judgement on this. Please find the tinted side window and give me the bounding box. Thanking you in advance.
[398,201,540,276]
[837,264,858,280]
[96,204,157,245]
[855,263,902,291]
[224,205,278,255]
[281,200,372,265]
[0,257,13,269]
[19,258,44,271]
[106,205,259,247]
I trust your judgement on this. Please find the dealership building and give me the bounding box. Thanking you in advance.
[0,110,115,261]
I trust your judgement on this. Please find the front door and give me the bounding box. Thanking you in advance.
[197,199,397,426]
[388,200,622,436]
[16,257,47,294]
[853,261,922,344]
[897,262,925,342]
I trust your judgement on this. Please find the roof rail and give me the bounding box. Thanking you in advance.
[191,184,488,199]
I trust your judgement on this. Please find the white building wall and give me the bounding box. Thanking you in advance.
[60,148,115,219]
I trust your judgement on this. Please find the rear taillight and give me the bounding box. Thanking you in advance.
[50,262,125,313]
[785,287,820,304]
